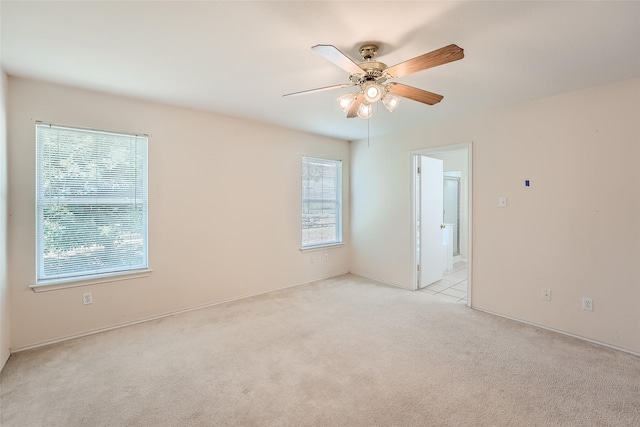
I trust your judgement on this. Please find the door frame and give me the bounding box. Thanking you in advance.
[410,143,473,307]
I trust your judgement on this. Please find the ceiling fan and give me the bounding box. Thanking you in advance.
[283,43,464,119]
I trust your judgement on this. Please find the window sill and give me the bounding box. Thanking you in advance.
[300,243,344,253]
[31,269,152,293]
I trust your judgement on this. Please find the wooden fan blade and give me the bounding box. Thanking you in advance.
[283,83,353,97]
[387,83,444,105]
[347,93,364,118]
[312,44,364,75]
[386,44,464,78]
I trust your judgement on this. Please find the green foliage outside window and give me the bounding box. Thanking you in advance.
[36,124,148,282]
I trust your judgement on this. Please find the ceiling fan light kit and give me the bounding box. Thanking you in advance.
[382,93,401,112]
[357,102,372,119]
[284,42,464,119]
[363,82,383,103]
[337,93,356,112]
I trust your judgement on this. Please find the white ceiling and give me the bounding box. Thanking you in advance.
[2,1,639,141]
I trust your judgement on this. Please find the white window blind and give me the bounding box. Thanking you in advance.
[36,123,148,284]
[302,157,342,248]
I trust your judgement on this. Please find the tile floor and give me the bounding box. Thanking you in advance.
[419,261,468,304]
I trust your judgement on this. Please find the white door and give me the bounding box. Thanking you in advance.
[419,156,445,288]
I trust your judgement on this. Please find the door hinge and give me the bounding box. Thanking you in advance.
[417,166,421,174]
[417,264,420,272]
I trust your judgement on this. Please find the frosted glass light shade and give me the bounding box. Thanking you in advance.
[336,93,355,112]
[357,102,372,119]
[363,83,383,103]
[382,94,401,112]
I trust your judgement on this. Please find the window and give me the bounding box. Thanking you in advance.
[35,123,148,285]
[301,157,342,248]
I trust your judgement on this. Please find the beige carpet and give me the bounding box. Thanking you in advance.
[1,274,639,426]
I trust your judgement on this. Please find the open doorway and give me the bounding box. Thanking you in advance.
[411,143,472,306]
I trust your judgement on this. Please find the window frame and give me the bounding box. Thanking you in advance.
[34,122,149,288]
[301,156,343,250]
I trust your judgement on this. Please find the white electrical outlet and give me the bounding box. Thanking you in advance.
[310,255,315,264]
[542,289,551,301]
[324,254,329,262]
[498,196,507,207]
[582,297,593,311]
[83,292,93,305]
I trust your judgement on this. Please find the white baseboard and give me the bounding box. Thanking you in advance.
[348,271,412,291]
[10,272,349,354]
[473,307,640,358]
[0,350,9,372]
[13,272,637,360]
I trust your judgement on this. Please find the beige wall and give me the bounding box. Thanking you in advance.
[0,69,10,369]
[6,74,640,356]
[8,77,350,350]
[350,77,640,354]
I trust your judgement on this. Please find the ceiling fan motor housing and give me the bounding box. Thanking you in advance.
[350,62,388,87]
[356,44,387,82]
